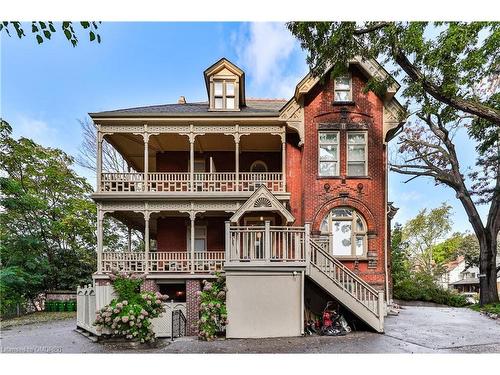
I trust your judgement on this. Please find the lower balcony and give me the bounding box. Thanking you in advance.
[101,250,225,274]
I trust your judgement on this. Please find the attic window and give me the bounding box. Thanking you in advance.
[213,79,236,110]
[334,74,352,102]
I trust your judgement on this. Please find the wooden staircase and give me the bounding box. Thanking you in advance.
[307,239,385,332]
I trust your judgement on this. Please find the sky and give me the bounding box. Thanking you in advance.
[0,21,489,235]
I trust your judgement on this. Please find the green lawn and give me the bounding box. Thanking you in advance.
[0,311,76,329]
[470,303,500,315]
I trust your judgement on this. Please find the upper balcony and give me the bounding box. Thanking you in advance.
[93,121,288,198]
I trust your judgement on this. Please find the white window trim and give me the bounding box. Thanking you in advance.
[333,74,353,102]
[318,131,340,177]
[186,225,207,252]
[321,208,368,258]
[210,77,238,111]
[346,131,368,177]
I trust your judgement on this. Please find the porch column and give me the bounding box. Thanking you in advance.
[281,130,286,192]
[144,211,150,273]
[96,127,103,192]
[96,205,104,273]
[143,131,149,192]
[189,131,195,192]
[190,212,195,274]
[235,134,240,192]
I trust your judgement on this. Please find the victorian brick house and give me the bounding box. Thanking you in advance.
[82,57,405,338]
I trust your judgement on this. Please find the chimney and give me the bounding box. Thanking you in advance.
[178,96,186,104]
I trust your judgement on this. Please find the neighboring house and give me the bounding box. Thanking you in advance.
[439,256,480,294]
[83,57,406,338]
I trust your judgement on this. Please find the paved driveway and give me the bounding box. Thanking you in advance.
[1,305,499,353]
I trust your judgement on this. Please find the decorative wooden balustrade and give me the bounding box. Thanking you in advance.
[101,251,225,274]
[99,172,284,193]
[225,222,308,263]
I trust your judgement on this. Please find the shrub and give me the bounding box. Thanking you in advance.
[393,271,468,307]
[93,270,168,343]
[197,272,227,341]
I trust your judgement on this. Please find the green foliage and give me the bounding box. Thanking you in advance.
[470,303,500,315]
[0,120,99,314]
[0,21,101,46]
[402,203,453,276]
[394,271,469,307]
[197,273,227,341]
[94,271,168,343]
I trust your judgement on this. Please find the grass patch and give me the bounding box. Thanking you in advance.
[0,311,76,329]
[470,303,500,315]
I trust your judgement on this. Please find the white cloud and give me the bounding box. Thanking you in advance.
[233,22,307,98]
[11,115,58,147]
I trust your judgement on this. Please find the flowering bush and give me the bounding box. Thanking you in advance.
[94,269,168,343]
[197,272,227,341]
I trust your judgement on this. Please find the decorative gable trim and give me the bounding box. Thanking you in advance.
[230,185,295,224]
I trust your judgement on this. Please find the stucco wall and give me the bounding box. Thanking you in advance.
[226,271,303,338]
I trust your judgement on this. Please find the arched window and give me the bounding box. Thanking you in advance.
[250,160,268,173]
[319,207,367,257]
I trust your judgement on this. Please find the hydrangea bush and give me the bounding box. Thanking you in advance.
[197,272,227,341]
[93,269,168,343]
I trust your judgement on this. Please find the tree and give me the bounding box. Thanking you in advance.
[0,22,101,46]
[76,119,130,173]
[0,120,97,310]
[402,203,453,277]
[288,22,499,305]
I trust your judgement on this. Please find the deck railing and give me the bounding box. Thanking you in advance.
[99,172,284,193]
[101,251,225,273]
[225,222,308,263]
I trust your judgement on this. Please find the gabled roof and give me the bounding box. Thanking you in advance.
[230,185,295,224]
[444,256,465,272]
[203,57,246,107]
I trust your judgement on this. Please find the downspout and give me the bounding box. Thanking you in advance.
[384,143,390,306]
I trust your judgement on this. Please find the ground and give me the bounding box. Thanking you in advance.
[1,305,499,353]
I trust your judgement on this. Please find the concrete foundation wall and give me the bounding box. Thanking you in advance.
[226,271,303,338]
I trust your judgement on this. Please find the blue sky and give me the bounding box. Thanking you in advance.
[1,22,488,234]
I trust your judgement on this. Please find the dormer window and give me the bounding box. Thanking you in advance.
[214,80,236,110]
[204,58,245,111]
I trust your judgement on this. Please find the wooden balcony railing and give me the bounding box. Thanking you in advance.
[101,251,225,273]
[99,172,284,193]
[225,222,308,263]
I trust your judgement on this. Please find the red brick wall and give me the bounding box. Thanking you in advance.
[156,217,188,251]
[287,65,387,290]
[156,151,281,172]
[141,279,160,293]
[186,279,201,336]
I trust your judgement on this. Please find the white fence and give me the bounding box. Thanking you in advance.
[151,302,187,338]
[76,284,97,334]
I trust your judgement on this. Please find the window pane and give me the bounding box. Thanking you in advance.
[214,81,223,96]
[331,208,352,218]
[320,217,329,233]
[226,82,235,96]
[348,162,366,176]
[319,145,337,161]
[226,97,235,109]
[348,145,366,161]
[214,97,223,109]
[194,239,205,252]
[348,133,365,144]
[355,236,364,255]
[335,76,350,90]
[319,132,338,144]
[356,217,365,232]
[319,161,337,176]
[335,91,351,101]
[332,221,352,255]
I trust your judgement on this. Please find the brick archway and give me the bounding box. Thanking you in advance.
[311,197,378,234]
